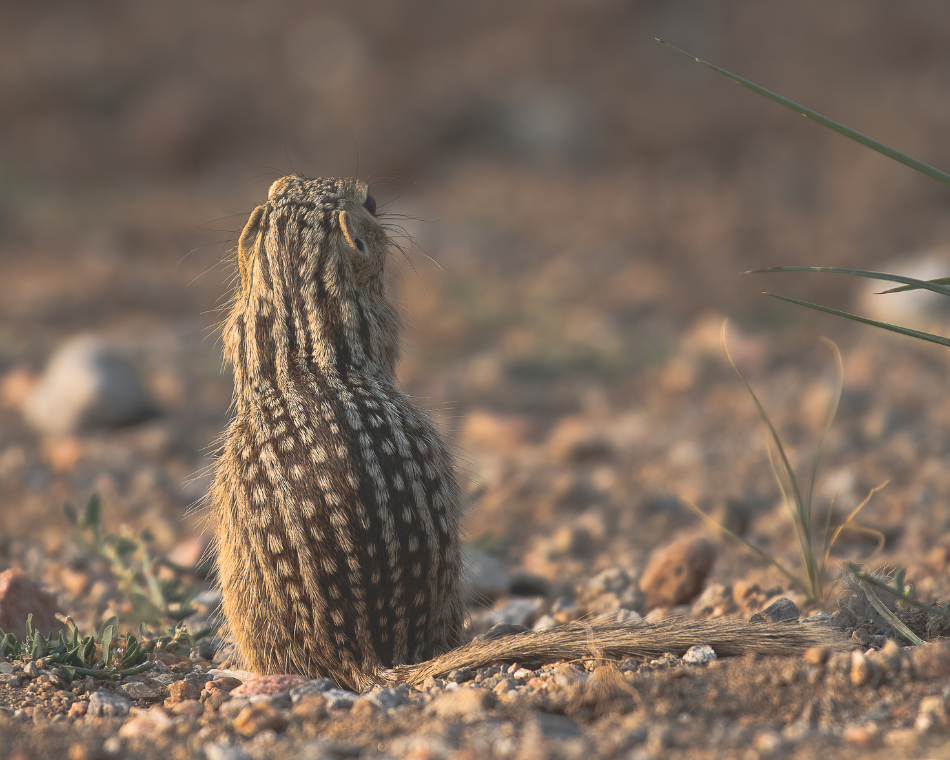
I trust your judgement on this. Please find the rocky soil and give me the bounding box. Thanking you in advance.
[5,1,950,758]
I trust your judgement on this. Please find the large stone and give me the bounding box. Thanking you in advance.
[0,568,64,636]
[22,335,155,435]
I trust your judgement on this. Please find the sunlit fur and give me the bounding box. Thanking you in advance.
[211,176,463,691]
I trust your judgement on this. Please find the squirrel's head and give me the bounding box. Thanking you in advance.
[225,175,400,392]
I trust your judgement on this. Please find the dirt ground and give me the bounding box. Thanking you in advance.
[4,1,950,758]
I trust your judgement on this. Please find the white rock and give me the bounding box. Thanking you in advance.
[204,743,252,760]
[23,335,154,434]
[683,645,717,664]
[87,689,133,718]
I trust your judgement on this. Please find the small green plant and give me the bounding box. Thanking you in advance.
[0,613,150,683]
[0,613,210,683]
[64,494,203,627]
[688,323,885,605]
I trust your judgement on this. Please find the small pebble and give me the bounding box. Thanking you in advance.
[232,674,311,696]
[171,699,204,716]
[324,689,358,709]
[447,668,474,684]
[87,691,133,719]
[233,702,285,738]
[164,678,202,707]
[119,681,165,702]
[289,678,336,702]
[750,597,800,624]
[683,645,717,665]
[204,744,252,760]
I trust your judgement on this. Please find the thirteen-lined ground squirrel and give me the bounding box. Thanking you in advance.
[211,175,847,691]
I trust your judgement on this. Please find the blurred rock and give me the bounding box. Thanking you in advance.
[545,524,597,559]
[167,536,209,569]
[164,678,203,708]
[119,680,166,702]
[586,567,632,596]
[427,687,492,720]
[0,568,64,636]
[231,674,311,697]
[0,367,35,408]
[508,571,550,597]
[547,416,614,462]
[639,537,715,610]
[118,707,174,738]
[470,600,544,634]
[42,436,83,472]
[288,679,336,703]
[463,547,509,602]
[691,582,738,618]
[750,597,800,624]
[87,690,133,719]
[582,567,646,614]
[22,336,155,435]
[460,410,532,451]
[683,644,717,664]
[232,702,285,738]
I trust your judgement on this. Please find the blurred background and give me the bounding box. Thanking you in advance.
[3,0,950,602]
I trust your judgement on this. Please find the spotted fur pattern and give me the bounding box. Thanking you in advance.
[211,176,463,691]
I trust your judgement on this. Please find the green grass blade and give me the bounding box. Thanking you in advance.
[847,563,950,619]
[804,339,843,536]
[657,40,950,188]
[765,294,950,348]
[721,323,806,518]
[724,322,822,601]
[750,267,950,298]
[855,578,925,646]
[882,276,950,294]
[764,436,819,599]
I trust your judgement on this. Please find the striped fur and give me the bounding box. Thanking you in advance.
[211,176,463,691]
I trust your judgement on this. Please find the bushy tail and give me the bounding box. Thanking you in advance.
[377,616,849,686]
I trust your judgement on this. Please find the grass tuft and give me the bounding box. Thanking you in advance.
[0,613,208,684]
[687,322,885,605]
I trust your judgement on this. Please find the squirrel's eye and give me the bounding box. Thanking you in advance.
[364,193,377,216]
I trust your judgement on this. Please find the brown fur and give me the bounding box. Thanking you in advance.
[210,175,848,692]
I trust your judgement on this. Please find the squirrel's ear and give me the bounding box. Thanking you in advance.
[338,210,366,257]
[238,205,266,290]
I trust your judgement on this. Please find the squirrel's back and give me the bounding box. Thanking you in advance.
[211,176,463,691]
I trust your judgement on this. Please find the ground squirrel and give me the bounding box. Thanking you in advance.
[210,175,846,692]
